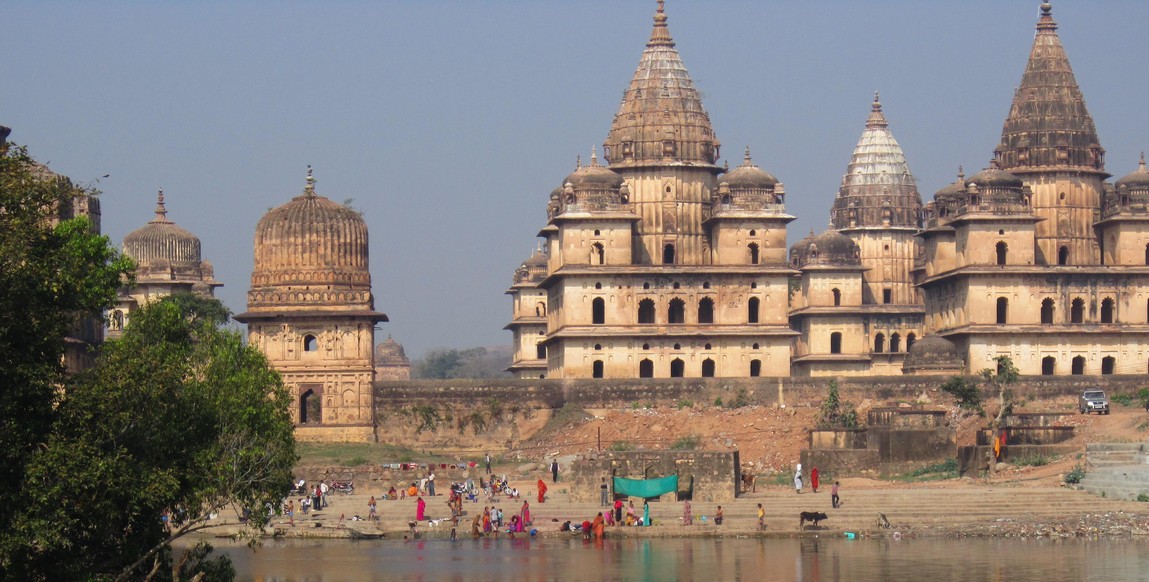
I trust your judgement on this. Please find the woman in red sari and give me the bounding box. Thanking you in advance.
[811,467,820,494]
[537,479,548,503]
[416,496,426,521]
[520,500,531,530]
[592,512,605,539]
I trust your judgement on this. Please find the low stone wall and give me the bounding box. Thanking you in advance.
[957,444,1078,477]
[799,449,882,478]
[568,450,740,503]
[977,426,1075,446]
[868,408,947,428]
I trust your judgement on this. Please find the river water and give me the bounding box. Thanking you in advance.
[213,536,1149,581]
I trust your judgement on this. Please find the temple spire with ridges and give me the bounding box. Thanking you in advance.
[602,0,719,170]
[995,2,1106,175]
[830,94,922,230]
[151,188,171,224]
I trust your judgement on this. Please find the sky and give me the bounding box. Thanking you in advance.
[4,1,1149,359]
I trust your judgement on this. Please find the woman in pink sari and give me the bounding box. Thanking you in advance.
[519,500,531,531]
[416,496,426,521]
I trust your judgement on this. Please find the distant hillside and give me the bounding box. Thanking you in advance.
[410,344,513,379]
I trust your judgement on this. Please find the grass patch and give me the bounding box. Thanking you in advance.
[772,471,794,486]
[897,458,959,481]
[676,399,694,410]
[670,435,700,450]
[296,442,420,467]
[609,440,634,451]
[1011,453,1051,467]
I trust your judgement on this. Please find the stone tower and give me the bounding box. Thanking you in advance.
[111,189,221,338]
[237,168,387,442]
[602,0,722,266]
[994,2,1107,266]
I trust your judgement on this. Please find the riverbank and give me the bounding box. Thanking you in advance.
[193,479,1149,542]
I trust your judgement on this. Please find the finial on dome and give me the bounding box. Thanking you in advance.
[1140,151,1146,169]
[873,91,881,107]
[743,146,752,164]
[866,91,888,129]
[576,155,582,170]
[1037,2,1056,32]
[647,0,675,48]
[590,146,598,166]
[958,166,965,181]
[152,188,170,223]
[305,165,316,196]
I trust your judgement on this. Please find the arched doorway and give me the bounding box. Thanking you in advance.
[639,359,654,378]
[299,385,322,424]
[1071,356,1086,375]
[670,358,685,378]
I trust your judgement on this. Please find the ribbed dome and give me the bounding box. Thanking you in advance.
[903,335,963,374]
[375,336,409,366]
[934,168,967,203]
[796,229,861,267]
[968,165,1023,190]
[1116,154,1149,189]
[564,150,625,191]
[789,229,816,266]
[123,190,202,265]
[720,147,779,189]
[248,168,374,311]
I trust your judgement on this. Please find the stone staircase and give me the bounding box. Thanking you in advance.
[1079,441,1149,501]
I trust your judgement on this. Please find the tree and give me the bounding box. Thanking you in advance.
[817,380,859,429]
[981,355,1020,433]
[0,143,133,537]
[4,296,296,581]
[940,375,984,415]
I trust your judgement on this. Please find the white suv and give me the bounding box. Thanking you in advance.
[1078,390,1110,415]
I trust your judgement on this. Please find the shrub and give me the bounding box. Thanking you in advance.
[1064,464,1086,485]
[713,397,724,407]
[911,458,958,477]
[1012,453,1050,467]
[818,380,859,429]
[728,388,750,409]
[609,441,633,451]
[670,435,700,450]
[676,399,694,410]
[940,376,983,414]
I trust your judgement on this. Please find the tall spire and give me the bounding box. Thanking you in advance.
[831,94,921,230]
[602,0,719,169]
[304,165,316,196]
[151,188,171,224]
[995,2,1106,175]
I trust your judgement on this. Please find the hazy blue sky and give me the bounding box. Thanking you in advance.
[4,1,1148,359]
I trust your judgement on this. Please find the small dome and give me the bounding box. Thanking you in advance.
[563,150,624,191]
[720,147,779,189]
[1115,154,1149,189]
[803,229,861,266]
[123,190,202,265]
[967,164,1023,189]
[788,229,816,265]
[375,336,410,366]
[523,247,548,268]
[902,335,963,374]
[933,168,967,203]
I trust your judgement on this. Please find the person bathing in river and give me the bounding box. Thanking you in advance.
[625,500,637,526]
[592,512,605,539]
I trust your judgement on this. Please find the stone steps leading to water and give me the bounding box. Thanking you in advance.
[1080,440,1149,500]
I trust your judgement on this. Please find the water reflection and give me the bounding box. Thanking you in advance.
[214,536,1149,581]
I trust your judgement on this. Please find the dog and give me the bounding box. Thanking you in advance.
[877,513,891,529]
[799,511,829,530]
[427,518,448,528]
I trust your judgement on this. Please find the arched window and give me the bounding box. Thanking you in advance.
[832,288,841,307]
[304,334,319,352]
[1101,356,1115,375]
[889,333,901,352]
[996,241,1008,266]
[592,242,605,265]
[536,344,546,359]
[830,332,842,354]
[996,297,1009,324]
[748,297,760,323]
[1041,356,1056,376]
[592,297,605,325]
[749,359,762,377]
[638,299,656,324]
[639,359,654,378]
[906,333,916,351]
[1041,298,1055,324]
[663,244,676,264]
[1101,298,1114,324]
[1058,246,1069,265]
[1071,356,1086,375]
[1071,298,1085,324]
[698,298,715,324]
[668,298,686,324]
[670,358,685,378]
[748,243,760,265]
[593,360,604,378]
[873,333,885,353]
[701,359,715,377]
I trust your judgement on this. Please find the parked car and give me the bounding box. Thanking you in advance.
[1079,390,1110,415]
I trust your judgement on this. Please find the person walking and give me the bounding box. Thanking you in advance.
[794,463,803,494]
[600,477,610,507]
[485,452,492,475]
[756,503,765,531]
[831,481,841,509]
[811,467,820,493]
[550,459,559,483]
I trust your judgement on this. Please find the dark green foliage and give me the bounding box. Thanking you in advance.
[981,356,1020,431]
[940,376,984,414]
[818,380,860,429]
[910,458,958,478]
[670,435,700,450]
[727,388,750,409]
[4,297,296,581]
[1064,464,1086,485]
[412,346,512,379]
[0,144,133,558]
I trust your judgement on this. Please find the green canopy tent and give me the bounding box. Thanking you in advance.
[613,475,679,498]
